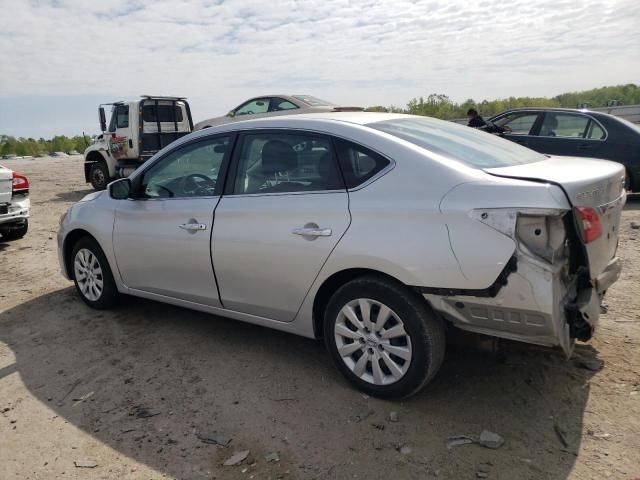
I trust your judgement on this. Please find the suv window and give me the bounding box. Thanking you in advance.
[333,138,390,188]
[233,133,343,194]
[141,137,228,198]
[539,113,589,138]
[493,112,539,135]
[142,104,184,123]
[235,98,270,116]
[270,98,298,111]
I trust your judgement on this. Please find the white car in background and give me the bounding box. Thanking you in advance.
[58,113,624,398]
[0,164,30,240]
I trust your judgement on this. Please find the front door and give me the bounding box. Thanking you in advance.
[113,135,231,306]
[212,131,351,321]
[108,104,133,160]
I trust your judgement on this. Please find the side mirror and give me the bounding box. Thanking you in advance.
[227,110,235,118]
[108,178,131,200]
[99,107,107,132]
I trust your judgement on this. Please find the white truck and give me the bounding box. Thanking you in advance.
[83,96,194,190]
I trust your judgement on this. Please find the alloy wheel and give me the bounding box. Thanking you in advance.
[74,248,104,301]
[334,298,412,385]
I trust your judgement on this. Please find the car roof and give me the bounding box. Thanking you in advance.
[489,107,630,124]
[182,112,416,146]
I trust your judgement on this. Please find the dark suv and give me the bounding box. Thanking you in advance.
[489,108,640,190]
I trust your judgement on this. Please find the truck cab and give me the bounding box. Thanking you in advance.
[84,96,193,190]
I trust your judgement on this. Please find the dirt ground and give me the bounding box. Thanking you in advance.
[1,155,639,480]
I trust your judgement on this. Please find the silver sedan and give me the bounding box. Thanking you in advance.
[58,113,625,398]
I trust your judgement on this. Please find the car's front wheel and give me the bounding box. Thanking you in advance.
[71,237,119,309]
[324,276,446,399]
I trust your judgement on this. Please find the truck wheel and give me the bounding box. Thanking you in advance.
[323,275,446,399]
[0,219,28,240]
[89,161,110,190]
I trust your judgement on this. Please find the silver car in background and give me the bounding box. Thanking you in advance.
[58,113,625,398]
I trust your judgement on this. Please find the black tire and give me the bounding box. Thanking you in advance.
[89,161,110,191]
[0,219,28,240]
[71,236,119,309]
[323,275,446,399]
[624,168,633,192]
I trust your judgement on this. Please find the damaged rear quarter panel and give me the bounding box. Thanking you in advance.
[434,178,578,354]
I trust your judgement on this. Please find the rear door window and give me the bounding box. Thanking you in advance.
[586,120,606,140]
[539,113,589,138]
[270,98,298,111]
[333,138,391,188]
[232,132,344,194]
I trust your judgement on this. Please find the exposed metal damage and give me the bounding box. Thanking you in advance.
[425,204,622,357]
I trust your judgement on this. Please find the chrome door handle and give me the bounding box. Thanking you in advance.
[179,222,207,231]
[292,227,332,237]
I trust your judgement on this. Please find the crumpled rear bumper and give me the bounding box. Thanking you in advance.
[0,196,29,226]
[424,253,621,357]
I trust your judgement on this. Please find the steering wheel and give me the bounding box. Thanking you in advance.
[181,173,213,195]
[246,110,254,115]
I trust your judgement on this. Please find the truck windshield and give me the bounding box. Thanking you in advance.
[368,116,546,168]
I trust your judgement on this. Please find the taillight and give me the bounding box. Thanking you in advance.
[575,206,602,243]
[12,172,29,191]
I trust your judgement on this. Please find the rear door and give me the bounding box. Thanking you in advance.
[212,130,350,321]
[530,112,605,158]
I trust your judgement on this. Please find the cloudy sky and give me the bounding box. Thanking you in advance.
[1,0,639,138]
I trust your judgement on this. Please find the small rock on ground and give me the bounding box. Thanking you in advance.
[223,450,250,466]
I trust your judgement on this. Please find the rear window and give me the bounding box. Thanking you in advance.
[369,117,546,168]
[292,95,335,107]
[142,104,184,123]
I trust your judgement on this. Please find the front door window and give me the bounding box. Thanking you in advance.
[235,98,270,116]
[141,137,229,198]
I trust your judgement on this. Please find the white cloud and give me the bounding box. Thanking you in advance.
[1,0,639,125]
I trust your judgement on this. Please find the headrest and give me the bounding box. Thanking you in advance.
[261,140,297,175]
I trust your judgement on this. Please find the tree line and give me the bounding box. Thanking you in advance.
[0,134,90,157]
[2,84,639,156]
[365,83,640,119]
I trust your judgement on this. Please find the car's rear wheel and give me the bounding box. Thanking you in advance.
[324,276,446,399]
[71,237,119,309]
[0,219,28,240]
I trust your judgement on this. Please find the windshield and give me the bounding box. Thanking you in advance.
[293,95,335,107]
[368,117,546,168]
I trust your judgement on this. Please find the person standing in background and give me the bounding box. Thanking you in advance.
[467,108,487,128]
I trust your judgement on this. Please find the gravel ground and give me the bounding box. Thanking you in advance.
[1,156,639,480]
